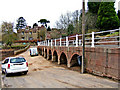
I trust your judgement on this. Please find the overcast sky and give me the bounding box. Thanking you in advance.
[0,0,119,29]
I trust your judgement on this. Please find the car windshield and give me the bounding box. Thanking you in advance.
[10,58,26,63]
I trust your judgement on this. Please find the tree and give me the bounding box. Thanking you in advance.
[16,17,27,30]
[117,10,120,20]
[1,22,17,47]
[47,26,51,31]
[67,24,74,35]
[33,23,38,28]
[38,19,50,27]
[55,12,72,30]
[85,12,98,32]
[88,0,101,14]
[97,2,120,30]
[72,10,81,34]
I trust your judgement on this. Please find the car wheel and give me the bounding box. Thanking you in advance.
[5,70,9,77]
[24,71,27,75]
[2,70,4,74]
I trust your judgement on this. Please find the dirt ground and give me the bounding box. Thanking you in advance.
[0,47,119,88]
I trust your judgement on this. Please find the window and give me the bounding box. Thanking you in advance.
[22,37,24,40]
[29,37,33,40]
[10,58,26,63]
[22,31,24,35]
[3,59,9,64]
[29,32,32,35]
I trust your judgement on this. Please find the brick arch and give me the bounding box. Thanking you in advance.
[52,50,59,57]
[70,53,82,68]
[59,52,68,61]
[52,50,59,62]
[59,52,68,65]
[70,52,82,61]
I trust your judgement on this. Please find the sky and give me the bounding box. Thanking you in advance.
[0,0,120,30]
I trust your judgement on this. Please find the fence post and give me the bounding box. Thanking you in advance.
[51,40,53,46]
[48,40,49,46]
[44,41,45,46]
[55,39,56,46]
[79,40,82,46]
[46,40,47,46]
[91,32,95,47]
[76,34,78,47]
[118,27,120,47]
[38,42,39,46]
[66,36,68,47]
[60,37,62,46]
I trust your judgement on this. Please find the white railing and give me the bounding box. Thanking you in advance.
[38,28,120,48]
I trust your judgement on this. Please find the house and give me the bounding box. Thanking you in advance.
[17,25,46,41]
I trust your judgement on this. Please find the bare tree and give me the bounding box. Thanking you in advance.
[55,12,72,30]
[1,22,17,47]
[72,10,81,34]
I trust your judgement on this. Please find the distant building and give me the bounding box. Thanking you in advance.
[17,25,46,41]
[17,25,64,42]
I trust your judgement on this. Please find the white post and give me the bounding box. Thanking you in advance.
[118,27,120,47]
[73,40,74,46]
[46,41,47,46]
[76,34,78,47]
[79,40,82,46]
[48,40,49,46]
[55,39,56,46]
[66,36,68,47]
[43,41,45,46]
[91,32,95,47]
[60,37,62,46]
[51,40,53,46]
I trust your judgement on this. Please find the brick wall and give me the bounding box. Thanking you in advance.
[38,46,120,80]
[85,47,120,80]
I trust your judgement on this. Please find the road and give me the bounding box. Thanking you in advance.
[1,47,119,88]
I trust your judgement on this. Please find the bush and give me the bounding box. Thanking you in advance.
[87,29,100,33]
[2,45,27,50]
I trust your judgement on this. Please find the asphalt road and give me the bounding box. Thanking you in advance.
[0,47,119,88]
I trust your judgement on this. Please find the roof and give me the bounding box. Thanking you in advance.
[5,56,24,60]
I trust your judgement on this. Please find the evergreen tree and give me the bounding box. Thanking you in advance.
[16,17,27,30]
[117,10,120,20]
[97,2,120,30]
[47,26,51,31]
[117,10,120,27]
[38,19,50,27]
[33,23,38,28]
[88,0,101,14]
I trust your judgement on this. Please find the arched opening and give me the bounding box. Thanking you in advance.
[45,49,47,58]
[38,48,42,55]
[60,52,67,65]
[70,54,82,72]
[53,51,58,62]
[48,50,52,60]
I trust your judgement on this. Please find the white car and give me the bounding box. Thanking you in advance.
[1,57,28,76]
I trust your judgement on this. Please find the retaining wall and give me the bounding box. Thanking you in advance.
[0,44,30,60]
